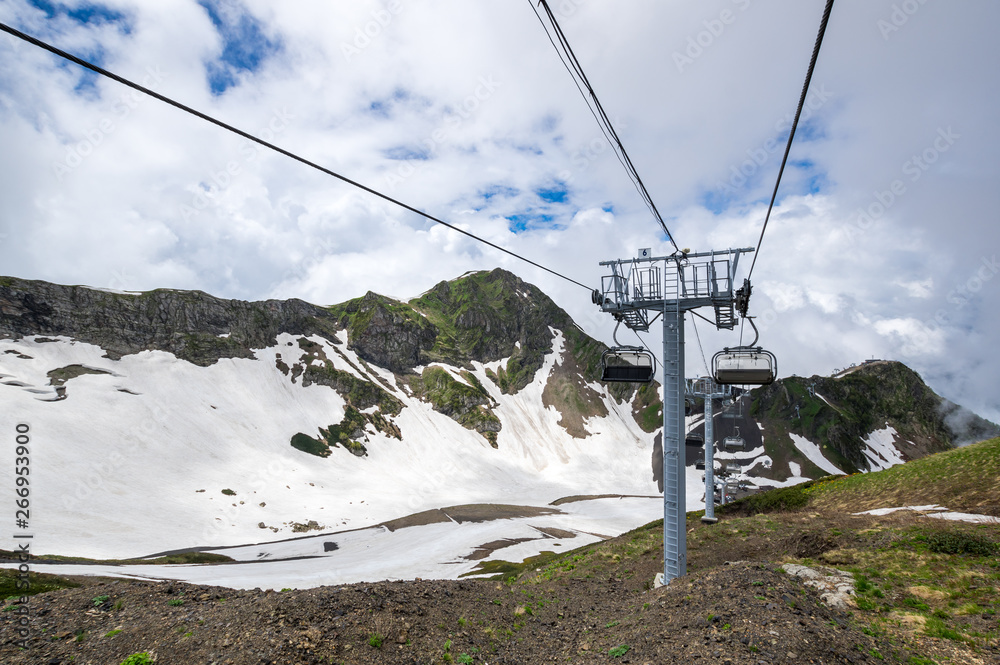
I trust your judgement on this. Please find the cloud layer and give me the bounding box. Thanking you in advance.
[1,0,998,423]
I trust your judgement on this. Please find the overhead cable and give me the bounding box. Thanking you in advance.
[690,315,711,377]
[747,0,836,279]
[0,21,594,292]
[529,1,681,252]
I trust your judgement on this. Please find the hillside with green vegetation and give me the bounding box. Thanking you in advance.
[3,441,998,664]
[750,361,999,472]
[328,269,632,398]
[328,270,636,434]
[298,269,643,450]
[0,438,1000,665]
[474,436,1000,663]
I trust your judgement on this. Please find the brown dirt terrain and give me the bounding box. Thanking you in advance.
[4,439,1000,665]
[3,506,998,665]
[0,561,889,665]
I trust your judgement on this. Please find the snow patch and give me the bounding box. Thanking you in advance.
[0,497,664,589]
[928,511,1000,524]
[855,504,944,516]
[854,505,1000,524]
[0,329,665,563]
[789,434,845,476]
[860,425,906,471]
[714,446,765,460]
[740,455,772,474]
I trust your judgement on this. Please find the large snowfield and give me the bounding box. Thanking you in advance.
[1,331,676,587]
[1,330,911,589]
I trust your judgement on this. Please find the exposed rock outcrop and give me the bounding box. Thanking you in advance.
[751,361,999,471]
[0,277,340,366]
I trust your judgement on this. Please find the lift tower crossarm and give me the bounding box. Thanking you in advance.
[598,247,755,265]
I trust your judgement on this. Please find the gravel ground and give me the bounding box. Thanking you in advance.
[3,560,976,665]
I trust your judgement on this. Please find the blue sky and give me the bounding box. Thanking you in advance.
[27,0,128,28]
[0,0,998,423]
[24,0,130,92]
[196,0,280,95]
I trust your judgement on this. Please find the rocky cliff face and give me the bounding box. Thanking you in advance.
[0,277,341,367]
[328,291,437,373]
[331,268,633,400]
[0,270,636,447]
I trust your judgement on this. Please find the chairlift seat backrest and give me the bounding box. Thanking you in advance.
[723,436,745,451]
[601,347,655,383]
[712,347,777,386]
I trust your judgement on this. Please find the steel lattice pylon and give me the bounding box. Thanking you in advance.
[595,248,753,584]
[688,378,732,524]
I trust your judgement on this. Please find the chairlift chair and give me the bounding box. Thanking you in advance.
[713,347,776,385]
[723,435,746,451]
[721,394,743,419]
[600,322,655,383]
[712,317,777,386]
[601,346,655,382]
[723,426,746,451]
[685,432,704,447]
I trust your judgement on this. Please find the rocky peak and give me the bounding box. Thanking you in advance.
[751,360,999,471]
[328,291,437,374]
[407,268,577,392]
[0,277,340,366]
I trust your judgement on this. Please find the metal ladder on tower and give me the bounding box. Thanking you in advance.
[714,300,736,329]
[661,267,686,581]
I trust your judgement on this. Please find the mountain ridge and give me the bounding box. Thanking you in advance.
[749,361,1000,475]
[2,269,997,572]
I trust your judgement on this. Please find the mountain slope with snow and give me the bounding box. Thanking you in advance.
[746,361,998,477]
[1,270,685,577]
[1,326,664,560]
[3,270,995,588]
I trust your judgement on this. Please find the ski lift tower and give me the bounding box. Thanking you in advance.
[594,247,754,583]
[689,376,731,525]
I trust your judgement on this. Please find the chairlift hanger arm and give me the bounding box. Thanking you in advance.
[688,309,716,328]
[743,316,761,348]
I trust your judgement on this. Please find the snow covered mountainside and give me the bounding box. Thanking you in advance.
[1,270,669,571]
[1,269,995,587]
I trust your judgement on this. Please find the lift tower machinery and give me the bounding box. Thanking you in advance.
[593,248,754,583]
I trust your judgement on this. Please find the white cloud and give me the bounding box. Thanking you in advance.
[873,317,946,358]
[760,282,805,313]
[894,278,934,299]
[0,0,997,423]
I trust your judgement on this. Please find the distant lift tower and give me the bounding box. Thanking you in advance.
[594,248,754,583]
[688,377,731,525]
